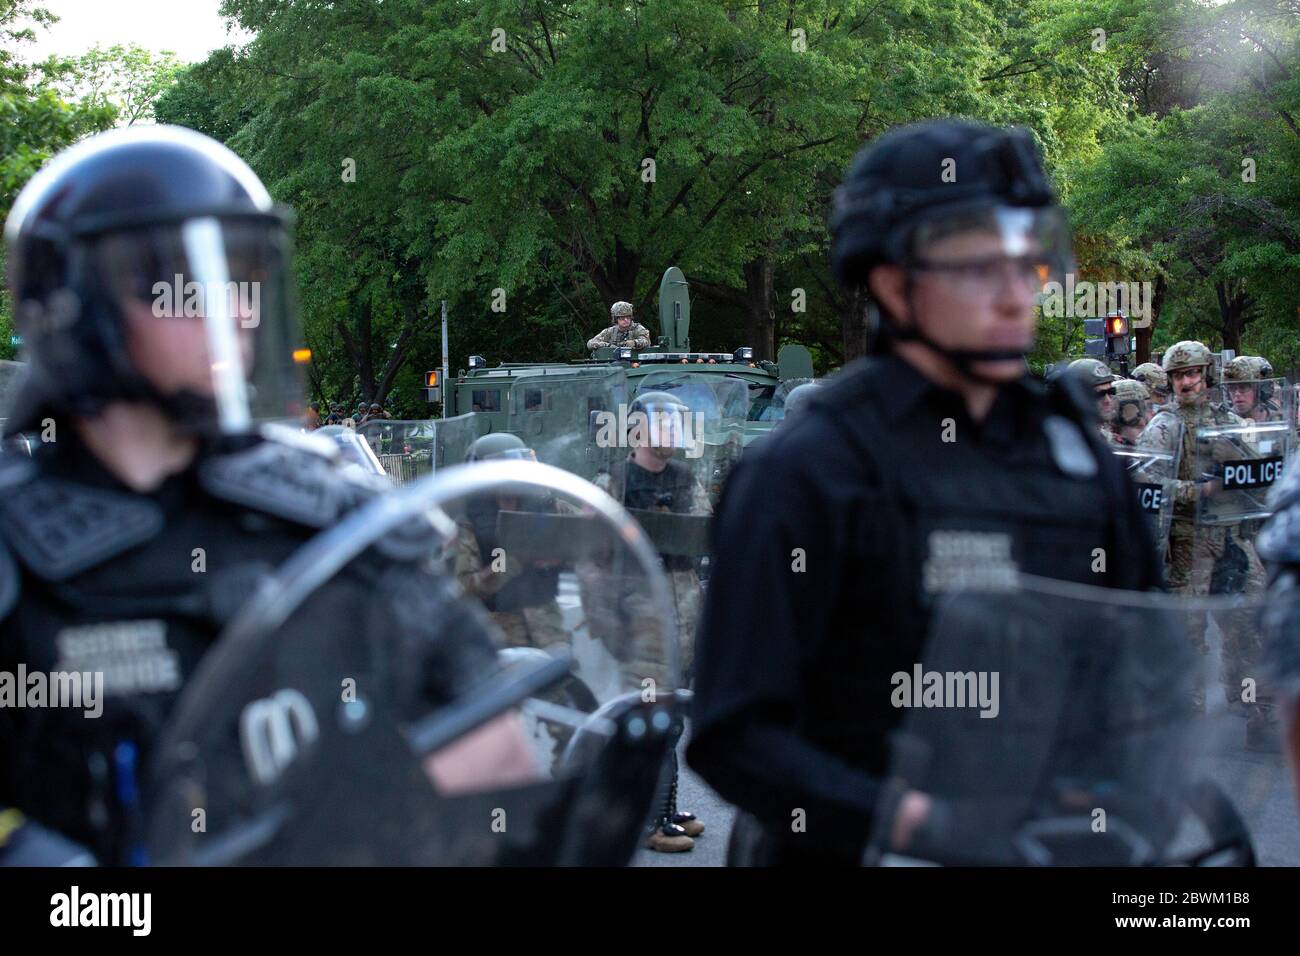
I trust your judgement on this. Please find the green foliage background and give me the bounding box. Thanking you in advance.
[5,1,1300,412]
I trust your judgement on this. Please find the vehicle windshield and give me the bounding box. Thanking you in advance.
[747,384,778,421]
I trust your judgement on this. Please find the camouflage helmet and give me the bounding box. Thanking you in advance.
[464,431,537,464]
[1130,363,1168,394]
[1066,358,1117,387]
[1223,355,1276,402]
[1112,378,1149,427]
[1223,355,1274,383]
[610,300,634,319]
[1161,340,1215,383]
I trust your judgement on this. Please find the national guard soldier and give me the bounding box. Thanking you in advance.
[688,119,1162,866]
[1109,379,1151,445]
[454,433,565,653]
[1132,362,1171,410]
[0,126,535,864]
[1223,356,1282,424]
[1108,376,1176,558]
[1064,358,1119,439]
[587,301,651,352]
[1137,341,1276,748]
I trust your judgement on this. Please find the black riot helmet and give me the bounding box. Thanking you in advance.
[4,125,305,437]
[829,119,1073,369]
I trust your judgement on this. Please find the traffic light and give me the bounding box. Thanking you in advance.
[1104,312,1130,356]
[1082,312,1131,359]
[425,370,439,388]
[423,370,441,403]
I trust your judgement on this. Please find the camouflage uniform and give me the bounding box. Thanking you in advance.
[453,511,566,651]
[587,321,652,352]
[1139,358,1271,724]
[583,457,711,686]
[1215,356,1282,725]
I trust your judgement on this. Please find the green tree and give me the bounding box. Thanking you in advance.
[0,0,117,360]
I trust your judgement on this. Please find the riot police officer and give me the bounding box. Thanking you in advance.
[1110,379,1151,444]
[1065,358,1119,438]
[0,126,533,864]
[1222,356,1281,424]
[687,119,1162,866]
[1132,362,1171,409]
[1137,341,1275,748]
[593,390,711,852]
[454,433,565,652]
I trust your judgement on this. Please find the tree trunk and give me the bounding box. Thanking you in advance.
[1135,275,1165,365]
[1215,279,1253,354]
[742,254,775,361]
[839,286,868,362]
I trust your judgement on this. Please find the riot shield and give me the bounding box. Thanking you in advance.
[767,377,817,422]
[1110,444,1177,548]
[594,379,743,675]
[358,419,436,485]
[433,412,488,470]
[507,367,629,481]
[866,576,1269,866]
[147,461,681,865]
[1194,418,1290,526]
[632,371,748,509]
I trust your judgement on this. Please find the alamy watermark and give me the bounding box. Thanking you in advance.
[1039,274,1153,321]
[0,666,103,718]
[592,404,707,459]
[891,664,1000,718]
[151,275,261,327]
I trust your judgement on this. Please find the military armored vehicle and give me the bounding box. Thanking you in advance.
[442,266,815,448]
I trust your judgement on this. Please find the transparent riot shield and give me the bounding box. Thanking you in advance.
[1110,444,1177,547]
[594,380,743,676]
[633,371,748,509]
[1195,418,1290,526]
[866,576,1270,866]
[507,368,629,481]
[146,461,681,865]
[358,419,436,485]
[433,412,488,470]
[766,377,817,422]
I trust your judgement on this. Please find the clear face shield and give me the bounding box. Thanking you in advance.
[629,402,694,459]
[907,205,1074,298]
[92,214,306,433]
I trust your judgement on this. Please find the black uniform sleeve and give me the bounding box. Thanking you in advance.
[0,541,19,811]
[1111,455,1167,591]
[686,419,885,853]
[372,561,500,720]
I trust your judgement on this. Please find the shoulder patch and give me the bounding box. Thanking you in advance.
[0,476,164,580]
[199,439,375,529]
